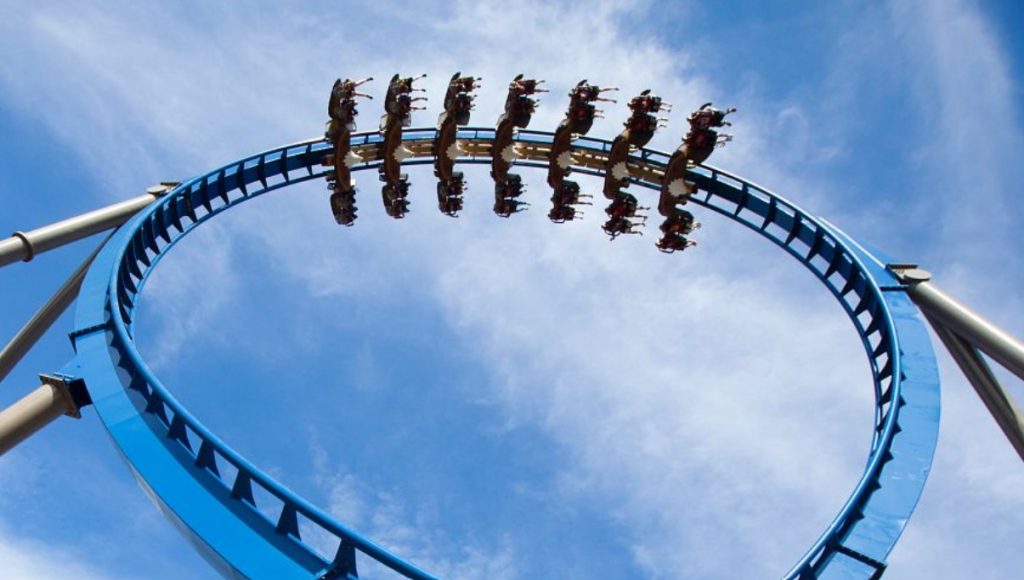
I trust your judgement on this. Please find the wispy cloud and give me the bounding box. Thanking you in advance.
[308,436,518,580]
[430,215,872,577]
[0,525,118,580]
[138,225,239,368]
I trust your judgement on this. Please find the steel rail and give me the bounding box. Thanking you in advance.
[65,127,940,579]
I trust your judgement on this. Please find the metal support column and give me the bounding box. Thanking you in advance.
[0,232,113,385]
[907,277,1024,379]
[0,184,173,268]
[0,375,89,456]
[925,314,1024,461]
[0,184,175,453]
[893,266,1024,462]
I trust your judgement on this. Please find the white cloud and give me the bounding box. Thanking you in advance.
[0,526,118,580]
[308,436,518,580]
[0,443,210,579]
[137,224,239,368]
[427,203,872,578]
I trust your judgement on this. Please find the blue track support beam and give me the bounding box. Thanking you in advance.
[65,129,941,579]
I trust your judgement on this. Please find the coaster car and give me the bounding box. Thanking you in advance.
[601,90,669,200]
[548,79,614,193]
[491,74,544,215]
[659,102,736,200]
[379,73,426,219]
[324,77,373,226]
[434,73,478,217]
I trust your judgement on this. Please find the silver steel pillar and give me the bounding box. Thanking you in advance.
[0,375,82,456]
[899,268,1024,381]
[893,266,1024,462]
[0,184,172,268]
[927,314,1024,461]
[0,233,112,385]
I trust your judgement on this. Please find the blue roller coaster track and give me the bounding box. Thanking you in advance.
[59,126,940,579]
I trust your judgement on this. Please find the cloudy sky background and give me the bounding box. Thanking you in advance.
[1,1,1022,578]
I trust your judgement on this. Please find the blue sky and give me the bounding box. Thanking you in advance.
[1,1,1022,578]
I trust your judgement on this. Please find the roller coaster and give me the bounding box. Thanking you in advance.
[2,73,1023,579]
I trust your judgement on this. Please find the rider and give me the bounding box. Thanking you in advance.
[656,234,696,253]
[688,102,735,130]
